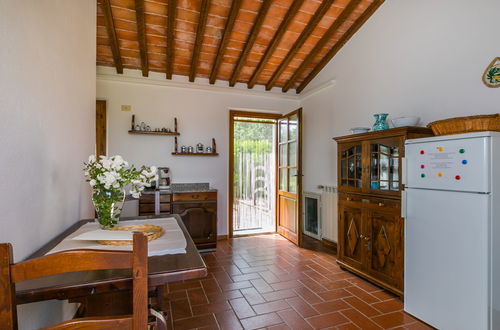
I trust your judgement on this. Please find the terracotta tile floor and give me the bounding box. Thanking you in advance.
[161,234,433,330]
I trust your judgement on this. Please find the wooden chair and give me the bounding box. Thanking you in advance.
[0,232,149,330]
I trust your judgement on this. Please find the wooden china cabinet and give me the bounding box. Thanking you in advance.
[334,127,433,296]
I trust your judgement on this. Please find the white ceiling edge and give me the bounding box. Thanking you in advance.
[96,66,335,103]
[299,80,336,101]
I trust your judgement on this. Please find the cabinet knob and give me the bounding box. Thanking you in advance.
[378,203,384,207]
[346,197,351,201]
[359,234,364,239]
[364,236,371,241]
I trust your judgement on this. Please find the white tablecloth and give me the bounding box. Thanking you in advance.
[47,217,187,256]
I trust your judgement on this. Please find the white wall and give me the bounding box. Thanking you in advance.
[301,0,500,241]
[97,71,300,236]
[0,0,96,328]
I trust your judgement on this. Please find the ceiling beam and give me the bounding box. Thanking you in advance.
[265,0,334,91]
[189,0,210,82]
[296,0,384,93]
[209,0,242,84]
[166,0,177,79]
[282,0,363,93]
[135,0,149,77]
[99,0,123,74]
[228,0,272,87]
[247,0,305,89]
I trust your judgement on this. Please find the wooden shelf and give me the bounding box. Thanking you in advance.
[129,130,180,136]
[171,152,219,156]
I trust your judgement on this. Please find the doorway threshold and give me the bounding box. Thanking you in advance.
[233,229,276,237]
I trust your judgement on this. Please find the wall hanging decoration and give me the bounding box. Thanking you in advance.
[482,57,500,88]
[173,137,219,156]
[129,116,179,135]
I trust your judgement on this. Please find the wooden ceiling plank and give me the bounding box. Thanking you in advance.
[229,0,272,87]
[265,0,334,91]
[282,0,364,93]
[99,0,123,74]
[209,0,242,84]
[247,0,305,89]
[166,0,177,79]
[189,0,211,82]
[135,0,149,77]
[296,0,384,93]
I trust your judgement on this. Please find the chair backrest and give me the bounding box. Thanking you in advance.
[0,232,148,330]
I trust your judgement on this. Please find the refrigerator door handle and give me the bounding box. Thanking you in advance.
[401,190,406,219]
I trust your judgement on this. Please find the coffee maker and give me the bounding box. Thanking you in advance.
[157,167,170,189]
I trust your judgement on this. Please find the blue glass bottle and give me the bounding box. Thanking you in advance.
[372,113,389,131]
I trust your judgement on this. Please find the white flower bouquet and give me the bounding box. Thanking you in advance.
[84,155,157,228]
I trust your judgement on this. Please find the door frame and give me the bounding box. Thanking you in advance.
[276,108,303,246]
[228,110,282,238]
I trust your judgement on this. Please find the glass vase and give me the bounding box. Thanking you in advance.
[372,113,389,131]
[92,188,125,229]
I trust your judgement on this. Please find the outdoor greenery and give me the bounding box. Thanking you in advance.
[233,121,274,201]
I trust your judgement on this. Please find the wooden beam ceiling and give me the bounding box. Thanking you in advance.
[189,0,210,82]
[134,0,148,77]
[99,0,123,74]
[209,0,242,84]
[166,0,177,80]
[247,0,305,89]
[296,0,385,93]
[228,0,272,87]
[96,0,385,93]
[265,0,335,91]
[282,0,363,93]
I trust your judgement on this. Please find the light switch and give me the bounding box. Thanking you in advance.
[121,105,132,111]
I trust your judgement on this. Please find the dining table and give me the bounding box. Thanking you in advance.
[14,215,207,316]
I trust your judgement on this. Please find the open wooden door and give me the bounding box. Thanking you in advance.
[277,108,302,246]
[96,100,106,157]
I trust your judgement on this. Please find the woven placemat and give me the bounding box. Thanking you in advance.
[97,224,164,246]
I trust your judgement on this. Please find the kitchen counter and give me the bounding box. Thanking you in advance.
[140,183,217,195]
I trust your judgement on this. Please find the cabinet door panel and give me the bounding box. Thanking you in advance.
[366,210,403,289]
[338,204,364,269]
[367,137,403,196]
[338,143,364,193]
[177,207,216,244]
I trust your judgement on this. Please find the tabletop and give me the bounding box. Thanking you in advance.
[15,215,207,305]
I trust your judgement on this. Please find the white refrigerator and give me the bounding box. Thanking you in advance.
[403,131,500,330]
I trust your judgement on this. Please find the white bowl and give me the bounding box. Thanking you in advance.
[391,116,420,127]
[350,127,370,134]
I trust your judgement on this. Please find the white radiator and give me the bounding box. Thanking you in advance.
[319,185,338,243]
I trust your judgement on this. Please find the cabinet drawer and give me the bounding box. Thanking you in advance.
[173,192,217,202]
[139,203,171,213]
[139,194,171,204]
[339,193,400,210]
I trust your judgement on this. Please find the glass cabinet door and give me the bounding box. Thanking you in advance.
[369,138,402,192]
[340,144,363,190]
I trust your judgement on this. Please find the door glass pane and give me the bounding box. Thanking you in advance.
[279,144,287,166]
[288,115,298,141]
[371,155,378,180]
[380,145,389,154]
[288,142,296,167]
[348,156,355,179]
[380,181,389,190]
[341,159,347,182]
[279,168,287,191]
[279,120,287,142]
[355,155,362,178]
[380,154,389,181]
[289,168,297,193]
